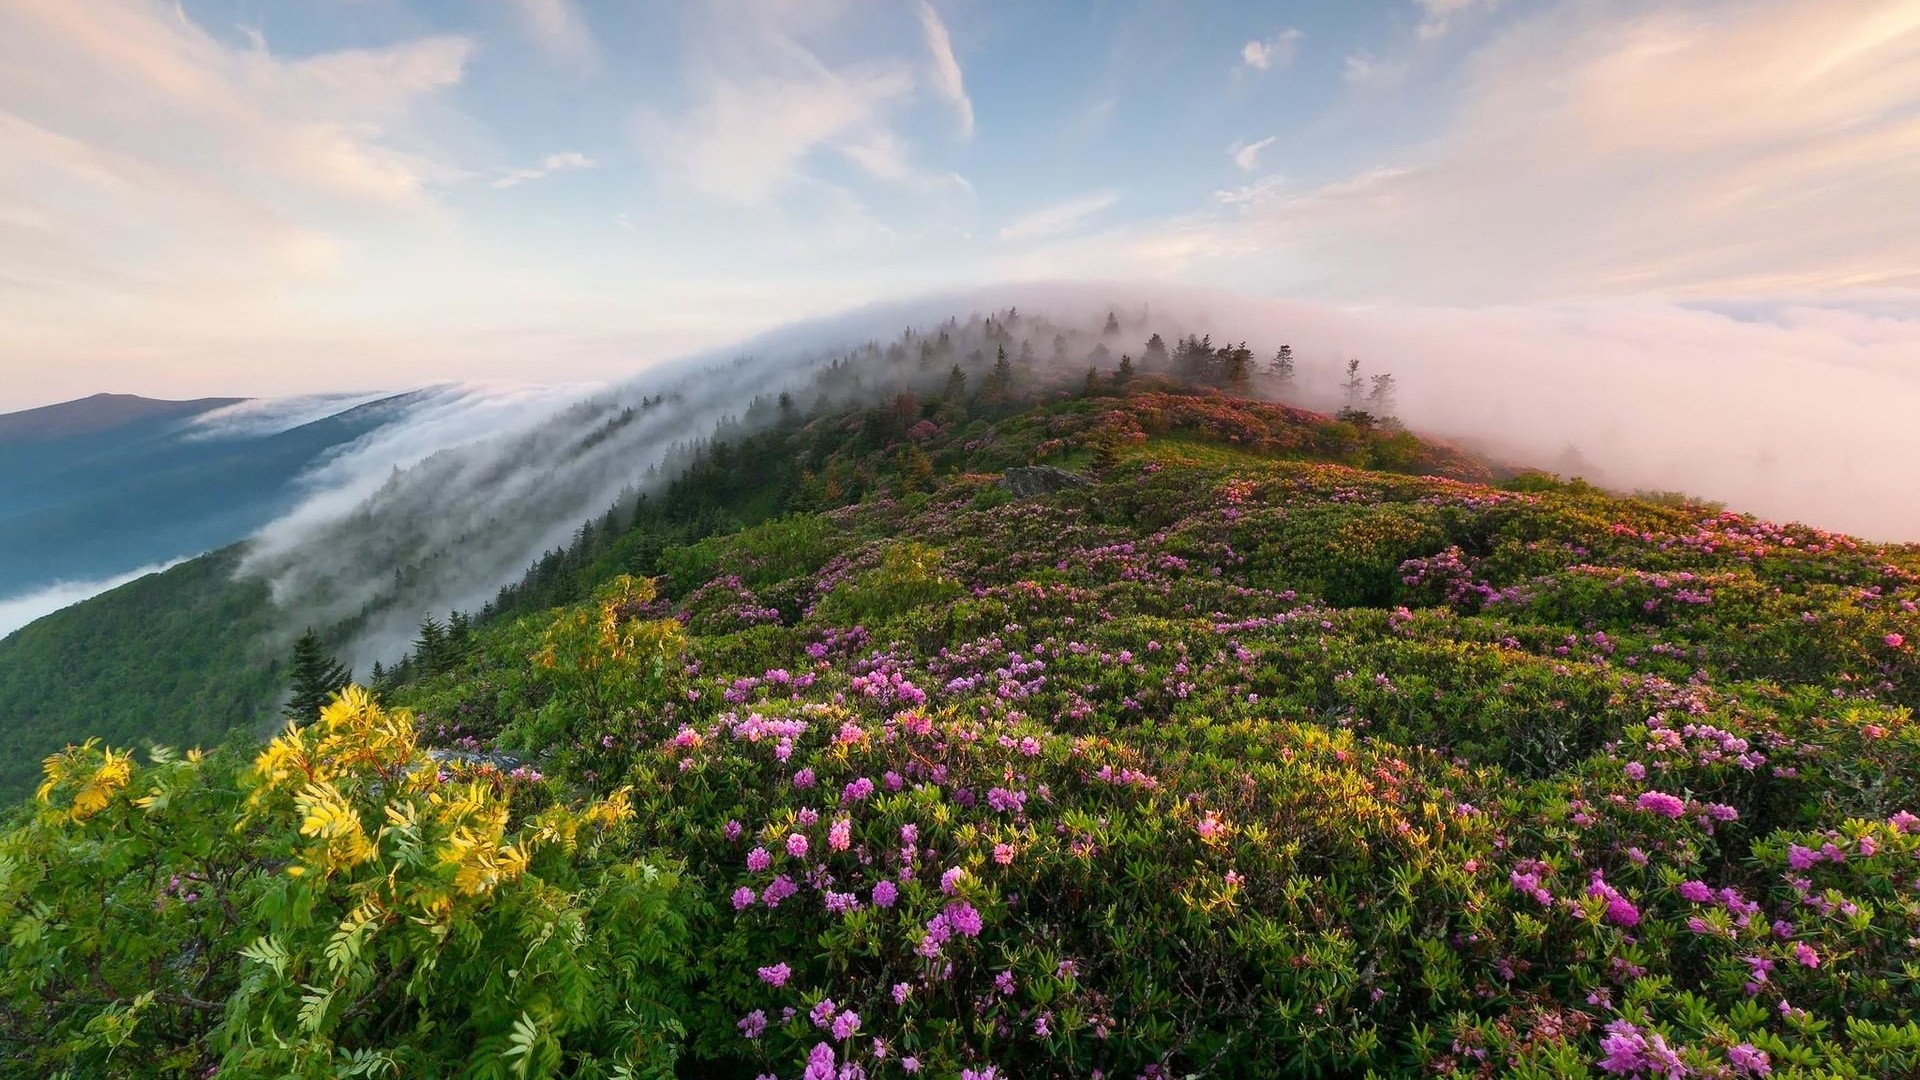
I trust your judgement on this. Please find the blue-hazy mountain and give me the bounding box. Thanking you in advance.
[0,391,419,600]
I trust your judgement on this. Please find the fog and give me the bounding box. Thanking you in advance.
[206,282,1920,670]
[0,558,191,638]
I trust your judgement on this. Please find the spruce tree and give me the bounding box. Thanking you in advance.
[284,628,352,721]
[1115,353,1135,385]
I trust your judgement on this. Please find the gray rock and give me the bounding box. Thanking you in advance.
[1003,465,1092,498]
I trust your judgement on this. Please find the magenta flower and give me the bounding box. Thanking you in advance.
[892,981,912,1005]
[810,998,837,1028]
[731,886,757,910]
[747,846,772,873]
[787,833,810,858]
[758,962,791,988]
[793,767,816,789]
[1728,1043,1771,1075]
[832,1009,861,1040]
[738,1009,767,1040]
[872,879,898,908]
[829,818,853,852]
[1677,880,1714,903]
[1636,791,1687,819]
[1787,844,1818,871]
[1886,633,1905,648]
[940,866,966,895]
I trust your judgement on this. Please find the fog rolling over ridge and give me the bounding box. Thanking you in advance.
[229,284,1920,670]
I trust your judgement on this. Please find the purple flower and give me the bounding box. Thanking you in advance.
[872,879,898,908]
[725,819,743,841]
[1787,844,1818,871]
[842,777,875,803]
[732,886,757,910]
[901,1057,920,1074]
[804,1042,837,1080]
[758,962,791,988]
[892,981,912,1005]
[763,875,799,907]
[944,900,983,937]
[1623,761,1647,780]
[994,969,1016,995]
[738,1010,767,1040]
[832,1010,861,1040]
[793,767,817,789]
[788,833,810,858]
[1636,791,1687,819]
[1729,1043,1771,1075]
[1677,880,1714,903]
[747,847,772,873]
[940,866,966,895]
[810,998,838,1028]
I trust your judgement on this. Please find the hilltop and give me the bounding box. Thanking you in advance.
[3,351,1917,1077]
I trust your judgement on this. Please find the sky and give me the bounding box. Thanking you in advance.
[2,0,1918,410]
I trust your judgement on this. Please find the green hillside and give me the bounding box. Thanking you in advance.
[5,363,1920,1077]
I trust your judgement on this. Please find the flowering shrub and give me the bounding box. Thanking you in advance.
[8,386,1920,1077]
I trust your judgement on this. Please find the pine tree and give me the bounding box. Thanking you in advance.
[284,628,352,720]
[1343,358,1366,408]
[414,617,447,675]
[1103,310,1121,336]
[1143,334,1168,370]
[1083,365,1101,396]
[983,346,1014,406]
[1268,345,1295,393]
[1222,341,1254,392]
[941,364,968,403]
[1368,373,1398,418]
[1115,353,1136,385]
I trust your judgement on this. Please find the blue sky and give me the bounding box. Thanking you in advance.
[2,0,1917,407]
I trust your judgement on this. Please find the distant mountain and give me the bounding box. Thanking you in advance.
[0,391,418,602]
[0,392,243,440]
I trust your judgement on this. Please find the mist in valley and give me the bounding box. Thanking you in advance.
[212,282,1920,674]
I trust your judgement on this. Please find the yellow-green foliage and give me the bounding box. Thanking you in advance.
[0,688,687,1079]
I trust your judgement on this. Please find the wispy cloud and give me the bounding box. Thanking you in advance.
[491,150,597,189]
[634,4,956,207]
[503,0,600,68]
[916,0,974,138]
[1240,29,1302,71]
[1094,0,1920,305]
[1416,0,1496,40]
[1228,135,1278,172]
[0,0,475,348]
[997,190,1121,243]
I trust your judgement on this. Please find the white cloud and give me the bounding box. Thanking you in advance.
[1241,29,1302,71]
[1416,0,1495,40]
[916,0,974,138]
[491,150,598,188]
[1228,135,1278,172]
[634,5,956,207]
[0,0,476,368]
[997,190,1121,243]
[504,0,599,68]
[1097,0,1920,306]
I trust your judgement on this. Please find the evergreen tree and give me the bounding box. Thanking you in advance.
[941,364,968,404]
[1083,365,1101,396]
[983,346,1014,406]
[284,628,351,721]
[1115,353,1136,385]
[1368,373,1398,418]
[1267,345,1295,393]
[1343,358,1366,408]
[1221,341,1254,392]
[1103,310,1121,336]
[1143,333,1168,370]
[414,617,448,675]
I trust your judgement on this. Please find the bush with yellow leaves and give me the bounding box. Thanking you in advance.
[0,687,689,1079]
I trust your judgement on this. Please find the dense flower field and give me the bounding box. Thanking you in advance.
[5,382,1919,1078]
